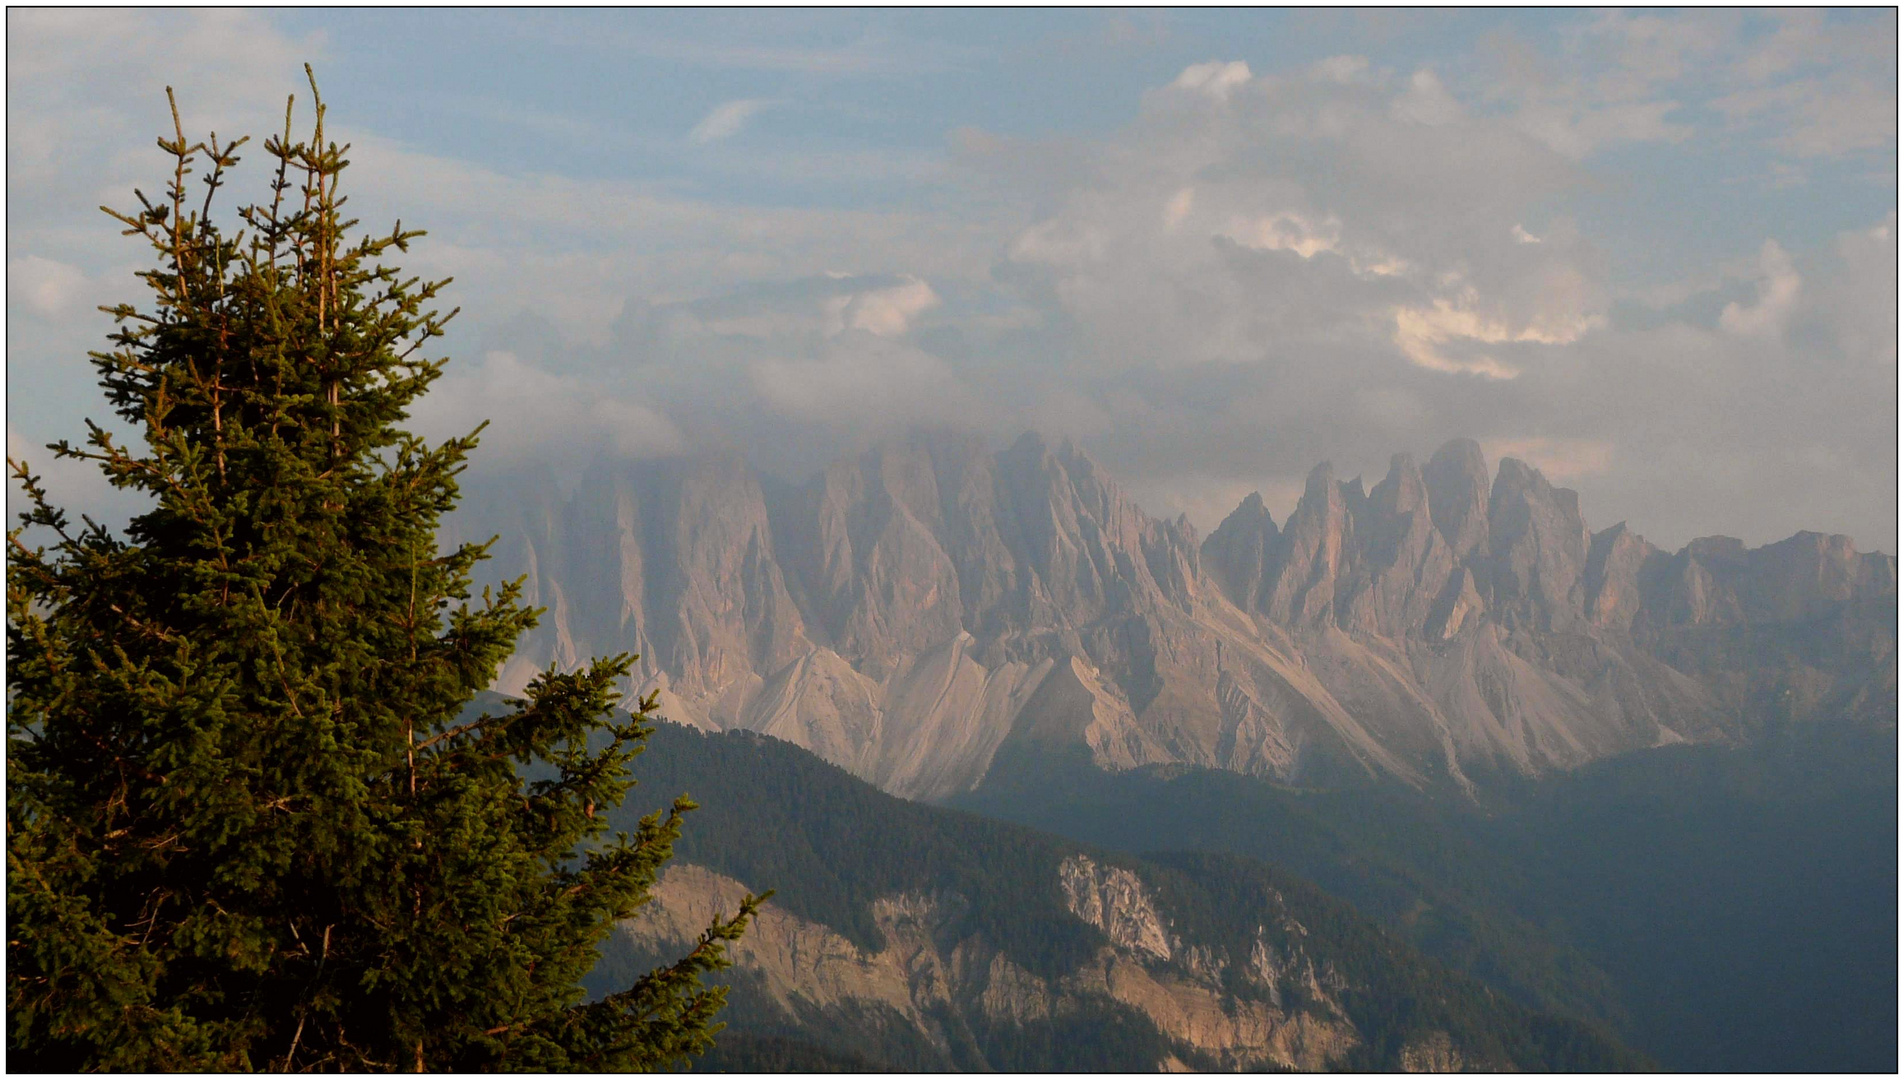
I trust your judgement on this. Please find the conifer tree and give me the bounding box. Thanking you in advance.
[7,71,759,1072]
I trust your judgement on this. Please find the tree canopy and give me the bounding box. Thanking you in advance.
[7,70,756,1072]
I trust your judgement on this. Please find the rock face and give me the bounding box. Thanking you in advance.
[452,432,1897,799]
[1060,855,1175,963]
[615,861,1362,1072]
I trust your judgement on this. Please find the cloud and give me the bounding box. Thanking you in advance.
[621,272,941,343]
[1489,211,1895,550]
[940,52,1889,548]
[827,274,939,336]
[1393,302,1534,380]
[410,350,684,468]
[316,132,994,350]
[7,256,87,317]
[5,11,1895,555]
[1718,240,1801,337]
[689,98,774,144]
[1162,187,1195,232]
[1223,212,1342,259]
[750,336,973,431]
[1712,77,1898,159]
[994,53,1593,382]
[1815,211,1899,369]
[1511,98,1686,159]
[1479,437,1615,482]
[1475,10,1896,163]
[1312,55,1371,84]
[1170,60,1252,100]
[1391,69,1463,126]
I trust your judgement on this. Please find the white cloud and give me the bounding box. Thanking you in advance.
[1391,69,1463,126]
[1392,295,1600,380]
[998,53,1597,382]
[1223,212,1342,259]
[312,131,993,350]
[1007,216,1109,267]
[827,274,939,337]
[689,98,774,144]
[1170,60,1252,101]
[411,351,684,466]
[1718,239,1801,337]
[5,12,1894,553]
[628,273,941,345]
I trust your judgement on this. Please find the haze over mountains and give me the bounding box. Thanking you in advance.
[450,431,1897,801]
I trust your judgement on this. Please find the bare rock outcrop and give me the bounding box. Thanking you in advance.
[1486,457,1592,634]
[614,861,1362,1072]
[1341,454,1459,637]
[1201,492,1280,615]
[1423,438,1491,565]
[1583,522,1664,633]
[1260,463,1361,628]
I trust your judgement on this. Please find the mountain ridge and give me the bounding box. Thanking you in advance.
[448,430,1896,800]
[586,718,1651,1072]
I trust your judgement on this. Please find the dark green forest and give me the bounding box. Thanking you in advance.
[955,726,1899,1072]
[578,709,1652,1072]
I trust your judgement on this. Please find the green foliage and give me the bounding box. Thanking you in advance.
[6,75,755,1071]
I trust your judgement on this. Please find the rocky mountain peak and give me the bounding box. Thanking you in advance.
[1423,439,1491,563]
[1583,522,1663,633]
[1343,453,1457,636]
[1300,460,1337,501]
[1486,457,1591,633]
[1261,461,1357,627]
[1201,493,1281,615]
[1744,530,1886,621]
[1686,535,1748,565]
[1369,453,1430,517]
[465,428,1896,801]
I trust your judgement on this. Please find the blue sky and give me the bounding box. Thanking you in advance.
[7,9,1898,550]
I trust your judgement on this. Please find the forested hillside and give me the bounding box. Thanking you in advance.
[580,716,1649,1071]
[955,727,1898,1071]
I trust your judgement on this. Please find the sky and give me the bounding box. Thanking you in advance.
[7,8,1899,552]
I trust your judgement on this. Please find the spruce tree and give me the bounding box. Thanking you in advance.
[7,71,759,1072]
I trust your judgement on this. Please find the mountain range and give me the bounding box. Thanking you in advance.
[450,430,1897,801]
